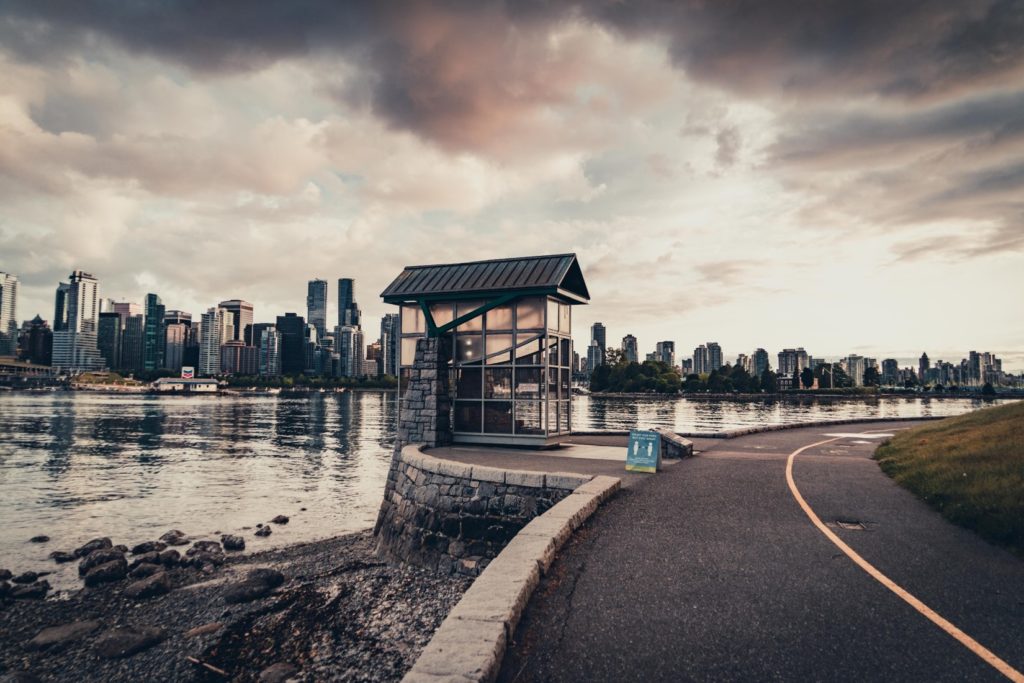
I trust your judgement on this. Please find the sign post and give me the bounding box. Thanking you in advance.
[626,429,662,473]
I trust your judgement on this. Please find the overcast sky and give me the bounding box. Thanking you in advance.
[2,1,1022,370]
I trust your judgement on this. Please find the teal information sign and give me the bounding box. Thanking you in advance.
[626,430,661,473]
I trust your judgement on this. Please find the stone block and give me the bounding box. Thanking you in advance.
[434,459,472,479]
[544,472,591,491]
[471,465,506,484]
[572,476,622,504]
[501,531,560,573]
[406,616,506,682]
[504,470,546,488]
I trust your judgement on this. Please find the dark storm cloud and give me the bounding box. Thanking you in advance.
[4,0,1024,150]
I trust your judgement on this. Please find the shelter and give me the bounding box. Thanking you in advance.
[381,253,590,446]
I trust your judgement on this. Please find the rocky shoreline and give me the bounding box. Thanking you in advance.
[0,531,470,682]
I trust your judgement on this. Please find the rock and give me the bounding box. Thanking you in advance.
[187,551,224,570]
[0,581,9,597]
[186,540,222,556]
[129,563,161,579]
[0,672,42,683]
[26,620,102,651]
[221,535,245,551]
[128,551,161,570]
[183,622,222,638]
[11,580,50,599]
[254,526,272,537]
[270,515,289,525]
[113,544,129,553]
[299,507,307,511]
[29,535,50,543]
[49,551,75,563]
[0,568,11,581]
[73,537,112,558]
[13,571,42,584]
[83,558,128,586]
[79,548,125,576]
[94,626,166,659]
[123,572,171,600]
[158,549,180,566]
[159,529,189,546]
[248,568,285,588]
[223,580,272,604]
[130,541,167,555]
[259,662,299,683]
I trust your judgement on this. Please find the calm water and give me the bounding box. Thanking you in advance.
[0,391,1006,587]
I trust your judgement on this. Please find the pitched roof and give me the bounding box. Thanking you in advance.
[380,253,590,304]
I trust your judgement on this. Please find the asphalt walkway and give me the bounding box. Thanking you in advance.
[497,420,1024,682]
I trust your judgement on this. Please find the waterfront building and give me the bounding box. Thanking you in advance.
[335,324,364,377]
[707,342,723,372]
[693,344,709,375]
[777,348,809,377]
[258,326,282,376]
[736,354,751,373]
[144,293,165,371]
[655,341,675,368]
[381,313,400,376]
[622,334,638,363]
[152,377,218,393]
[307,279,328,341]
[23,316,53,365]
[199,307,232,376]
[120,314,145,371]
[51,271,105,373]
[338,278,360,328]
[591,322,606,362]
[752,348,770,377]
[918,352,930,383]
[0,272,18,356]
[53,283,70,332]
[304,323,322,375]
[681,358,693,374]
[218,300,254,342]
[586,340,602,374]
[382,253,589,446]
[881,358,899,385]
[164,323,187,372]
[846,354,866,387]
[97,311,123,370]
[220,340,258,375]
[276,313,306,374]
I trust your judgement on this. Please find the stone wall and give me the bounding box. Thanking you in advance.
[374,444,590,576]
[395,337,452,450]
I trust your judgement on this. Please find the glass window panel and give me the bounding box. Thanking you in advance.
[484,368,513,398]
[547,366,559,399]
[546,337,559,367]
[401,305,424,334]
[401,337,419,366]
[514,368,543,399]
[514,401,544,435]
[515,335,544,365]
[455,334,483,365]
[560,339,571,367]
[547,401,559,435]
[516,297,544,330]
[455,367,483,399]
[454,401,482,433]
[547,299,559,331]
[484,401,513,434]
[456,300,483,332]
[485,333,513,365]
[430,303,454,327]
[559,303,570,333]
[559,401,570,433]
[486,304,513,331]
[560,369,570,394]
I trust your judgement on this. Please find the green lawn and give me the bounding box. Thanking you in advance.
[874,401,1024,556]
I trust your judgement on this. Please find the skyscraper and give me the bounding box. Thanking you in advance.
[276,313,306,374]
[919,352,930,382]
[121,314,145,371]
[752,348,770,377]
[258,326,282,376]
[199,307,232,376]
[778,348,809,377]
[337,278,360,328]
[693,344,709,375]
[622,334,638,363]
[53,283,70,332]
[24,316,52,365]
[335,325,365,377]
[707,342,723,372]
[164,323,187,372]
[591,322,606,364]
[144,293,165,371]
[307,279,328,341]
[0,272,18,356]
[217,300,254,343]
[51,271,105,372]
[380,313,400,377]
[655,341,675,367]
[97,312,123,370]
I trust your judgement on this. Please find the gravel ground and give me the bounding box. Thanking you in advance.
[0,531,470,682]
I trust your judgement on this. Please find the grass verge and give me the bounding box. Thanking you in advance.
[874,401,1024,557]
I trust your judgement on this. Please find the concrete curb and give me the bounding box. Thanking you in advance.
[571,415,946,440]
[402,464,621,682]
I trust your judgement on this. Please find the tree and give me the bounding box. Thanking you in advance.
[982,382,996,396]
[590,363,612,391]
[760,369,778,393]
[862,366,880,387]
[707,369,730,393]
[729,364,752,393]
[800,366,815,389]
[683,374,704,393]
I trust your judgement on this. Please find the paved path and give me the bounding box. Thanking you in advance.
[498,421,1024,682]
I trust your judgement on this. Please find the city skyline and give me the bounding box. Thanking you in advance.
[1,3,1021,374]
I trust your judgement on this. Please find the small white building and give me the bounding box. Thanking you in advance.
[152,377,219,393]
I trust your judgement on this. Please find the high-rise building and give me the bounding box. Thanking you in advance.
[258,326,282,376]
[144,293,165,371]
[736,353,751,373]
[121,314,145,371]
[53,283,70,332]
[220,340,259,375]
[199,307,232,376]
[777,348,809,377]
[23,316,53,365]
[919,352,930,382]
[337,278,360,328]
[707,342,723,372]
[622,334,638,363]
[335,325,365,377]
[112,301,143,318]
[0,272,18,356]
[881,358,899,385]
[277,313,306,374]
[218,300,254,343]
[51,271,105,372]
[586,340,603,374]
[97,312,123,370]
[752,348,770,377]
[655,341,675,368]
[380,313,400,377]
[591,323,606,364]
[693,345,709,375]
[847,354,866,387]
[306,279,328,341]
[164,323,187,372]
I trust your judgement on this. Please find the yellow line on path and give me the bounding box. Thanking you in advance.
[785,437,1024,683]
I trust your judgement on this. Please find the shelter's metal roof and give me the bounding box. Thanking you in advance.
[380,253,590,304]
